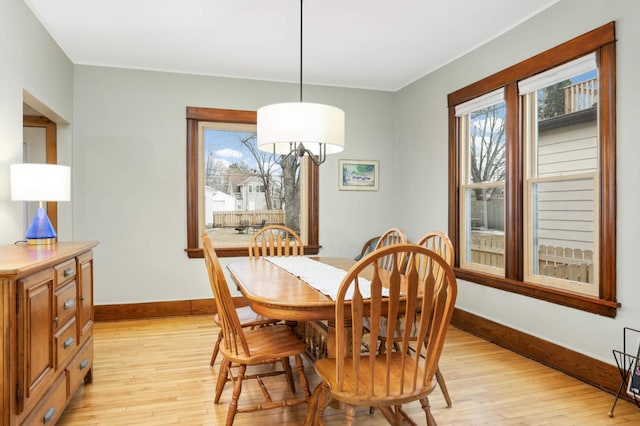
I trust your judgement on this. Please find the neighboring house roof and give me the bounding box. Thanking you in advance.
[240,175,263,186]
[539,106,597,132]
[205,186,236,203]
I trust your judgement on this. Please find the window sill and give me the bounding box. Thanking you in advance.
[454,268,619,318]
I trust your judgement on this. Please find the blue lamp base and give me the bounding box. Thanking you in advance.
[26,206,58,245]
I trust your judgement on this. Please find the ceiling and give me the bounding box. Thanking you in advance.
[24,0,559,92]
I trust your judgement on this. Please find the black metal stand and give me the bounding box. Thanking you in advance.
[610,327,640,417]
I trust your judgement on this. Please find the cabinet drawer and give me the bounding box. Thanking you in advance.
[55,318,77,369]
[55,282,77,328]
[54,259,76,287]
[20,373,66,426]
[67,337,93,396]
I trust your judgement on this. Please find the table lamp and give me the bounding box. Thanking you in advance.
[10,163,71,245]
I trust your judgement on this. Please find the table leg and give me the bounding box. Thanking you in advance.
[327,318,352,357]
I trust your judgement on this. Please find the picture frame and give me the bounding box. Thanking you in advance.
[339,160,379,191]
[627,338,640,398]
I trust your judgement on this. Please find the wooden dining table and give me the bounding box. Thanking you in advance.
[226,256,365,358]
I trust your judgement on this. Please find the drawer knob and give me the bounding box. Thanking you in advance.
[53,316,59,324]
[63,268,74,277]
[80,359,89,370]
[64,337,74,349]
[43,407,56,423]
[64,299,75,310]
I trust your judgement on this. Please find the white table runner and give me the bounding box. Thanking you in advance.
[264,256,384,301]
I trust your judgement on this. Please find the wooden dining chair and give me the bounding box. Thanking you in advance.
[249,225,330,363]
[415,231,455,408]
[364,227,407,350]
[374,231,455,407]
[417,231,454,283]
[206,232,279,367]
[307,244,458,426]
[374,227,408,271]
[210,307,278,366]
[248,224,304,258]
[203,233,311,425]
[355,235,380,260]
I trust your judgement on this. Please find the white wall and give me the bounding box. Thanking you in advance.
[395,0,640,363]
[72,66,396,304]
[0,0,74,244]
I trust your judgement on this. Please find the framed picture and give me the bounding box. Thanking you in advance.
[627,339,640,398]
[339,160,379,191]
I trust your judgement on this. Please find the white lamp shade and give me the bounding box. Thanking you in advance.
[257,102,345,155]
[10,163,71,202]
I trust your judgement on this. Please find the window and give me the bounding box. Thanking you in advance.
[186,107,320,258]
[522,54,599,297]
[448,22,617,316]
[456,89,506,276]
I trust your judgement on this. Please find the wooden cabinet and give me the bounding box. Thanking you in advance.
[0,241,98,426]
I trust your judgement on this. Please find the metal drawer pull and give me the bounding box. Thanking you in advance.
[64,299,75,309]
[43,407,56,423]
[63,268,74,277]
[64,337,74,349]
[80,359,89,370]
[53,316,59,324]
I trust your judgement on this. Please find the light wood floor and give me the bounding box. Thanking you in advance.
[58,315,640,425]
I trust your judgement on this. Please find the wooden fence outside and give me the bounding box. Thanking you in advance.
[212,210,285,228]
[538,245,594,284]
[470,233,594,284]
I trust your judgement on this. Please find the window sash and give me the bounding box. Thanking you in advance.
[523,173,599,296]
[459,181,506,276]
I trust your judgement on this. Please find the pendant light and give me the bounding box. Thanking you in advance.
[257,0,345,166]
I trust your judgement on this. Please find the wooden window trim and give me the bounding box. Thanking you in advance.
[185,106,320,258]
[447,22,618,317]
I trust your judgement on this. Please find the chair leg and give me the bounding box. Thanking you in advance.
[436,367,452,407]
[215,358,231,403]
[377,406,399,425]
[420,396,437,426]
[345,404,357,425]
[210,330,223,366]
[281,356,296,393]
[294,354,311,401]
[225,364,246,426]
[303,383,323,426]
[315,382,332,425]
[395,405,403,424]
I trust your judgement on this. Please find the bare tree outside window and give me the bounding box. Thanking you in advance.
[470,103,506,186]
[468,102,506,232]
[203,128,301,246]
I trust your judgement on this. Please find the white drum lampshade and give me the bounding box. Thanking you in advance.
[10,163,71,244]
[257,102,345,157]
